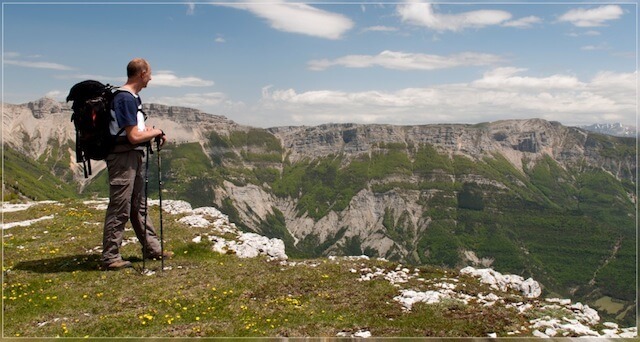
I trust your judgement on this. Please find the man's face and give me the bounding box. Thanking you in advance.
[141,67,152,88]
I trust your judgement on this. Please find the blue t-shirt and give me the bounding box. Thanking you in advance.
[110,90,145,136]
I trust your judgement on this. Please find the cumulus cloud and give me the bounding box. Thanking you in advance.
[472,67,581,89]
[224,1,353,39]
[258,69,636,127]
[56,71,213,88]
[151,71,214,87]
[149,92,245,111]
[397,1,512,31]
[503,16,542,28]
[558,5,624,27]
[45,90,64,100]
[308,50,504,71]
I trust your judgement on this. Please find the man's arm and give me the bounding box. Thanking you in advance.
[125,126,166,146]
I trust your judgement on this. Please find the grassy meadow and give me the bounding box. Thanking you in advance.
[2,200,540,338]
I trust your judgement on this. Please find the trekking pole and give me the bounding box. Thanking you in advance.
[156,138,165,272]
[143,143,151,273]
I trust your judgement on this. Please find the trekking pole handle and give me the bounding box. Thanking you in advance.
[154,128,165,150]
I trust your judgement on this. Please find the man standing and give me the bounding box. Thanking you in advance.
[102,58,171,270]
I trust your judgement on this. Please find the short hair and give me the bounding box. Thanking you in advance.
[127,58,149,78]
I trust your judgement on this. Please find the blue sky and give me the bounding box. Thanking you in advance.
[2,1,637,128]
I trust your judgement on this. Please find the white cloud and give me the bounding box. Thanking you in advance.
[308,50,504,71]
[224,1,353,39]
[397,1,512,32]
[590,70,636,91]
[45,90,64,100]
[567,30,602,37]
[558,5,623,27]
[150,71,214,87]
[472,67,581,89]
[145,92,244,114]
[5,59,74,71]
[361,25,398,33]
[503,16,542,28]
[57,71,213,88]
[258,69,636,127]
[580,44,608,51]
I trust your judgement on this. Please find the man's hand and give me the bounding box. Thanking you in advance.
[154,129,166,149]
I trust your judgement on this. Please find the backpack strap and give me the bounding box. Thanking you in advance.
[86,159,92,177]
[112,88,146,115]
[110,89,148,153]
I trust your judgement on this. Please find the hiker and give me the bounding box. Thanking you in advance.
[101,58,172,270]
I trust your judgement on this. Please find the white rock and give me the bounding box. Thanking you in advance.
[532,330,550,338]
[435,282,456,290]
[460,266,541,298]
[210,232,287,260]
[546,298,571,305]
[178,215,211,228]
[211,238,233,254]
[571,303,600,325]
[193,206,225,218]
[562,322,600,336]
[344,255,369,261]
[544,328,557,337]
[1,215,54,230]
[156,200,193,214]
[601,328,621,337]
[520,277,542,298]
[394,289,447,311]
[353,330,371,338]
[619,327,637,338]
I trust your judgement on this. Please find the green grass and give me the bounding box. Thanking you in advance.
[4,200,546,338]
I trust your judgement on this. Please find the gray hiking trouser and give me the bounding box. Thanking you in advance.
[101,149,162,265]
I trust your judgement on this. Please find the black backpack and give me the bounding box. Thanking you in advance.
[66,80,124,178]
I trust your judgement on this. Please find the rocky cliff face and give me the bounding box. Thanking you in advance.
[2,98,248,183]
[3,98,75,159]
[269,119,632,178]
[6,98,633,183]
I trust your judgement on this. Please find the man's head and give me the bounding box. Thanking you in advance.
[126,58,152,89]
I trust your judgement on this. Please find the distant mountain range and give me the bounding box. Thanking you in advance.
[579,123,637,137]
[2,97,637,326]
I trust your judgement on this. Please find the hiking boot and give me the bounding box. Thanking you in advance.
[144,251,174,260]
[102,260,132,270]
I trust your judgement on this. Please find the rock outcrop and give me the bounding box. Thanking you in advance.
[159,199,288,261]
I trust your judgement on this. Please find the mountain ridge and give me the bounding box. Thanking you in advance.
[2,97,636,326]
